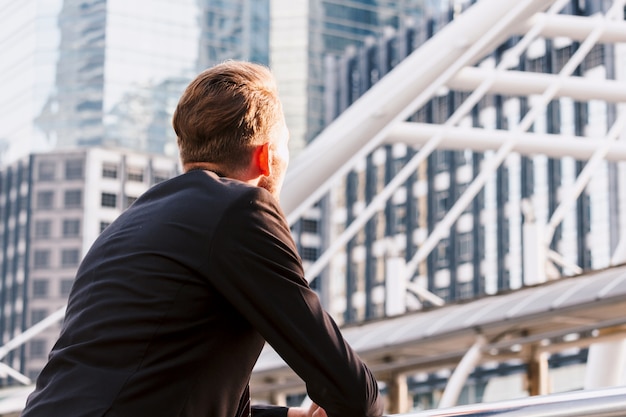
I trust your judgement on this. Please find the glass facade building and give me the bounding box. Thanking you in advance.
[0,0,269,384]
[271,0,431,155]
[0,0,270,164]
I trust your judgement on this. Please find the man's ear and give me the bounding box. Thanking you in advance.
[256,142,271,177]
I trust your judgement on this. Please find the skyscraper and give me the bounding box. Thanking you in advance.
[0,0,270,383]
[0,0,270,164]
[271,0,430,155]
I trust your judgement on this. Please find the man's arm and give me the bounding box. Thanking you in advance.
[208,188,383,417]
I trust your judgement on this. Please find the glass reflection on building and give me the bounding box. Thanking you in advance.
[0,0,270,164]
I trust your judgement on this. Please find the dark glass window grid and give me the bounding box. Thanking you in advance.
[101,192,117,208]
[33,250,50,269]
[36,191,54,210]
[62,219,81,237]
[127,168,144,183]
[61,249,80,267]
[64,190,82,208]
[32,279,49,298]
[65,159,84,180]
[102,163,118,179]
[37,161,56,182]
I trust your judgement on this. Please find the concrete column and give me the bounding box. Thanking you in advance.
[527,345,550,396]
[386,373,409,414]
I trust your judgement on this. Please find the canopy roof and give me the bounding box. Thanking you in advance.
[251,265,626,397]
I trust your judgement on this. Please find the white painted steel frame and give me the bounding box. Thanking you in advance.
[386,122,626,161]
[294,0,560,304]
[404,0,626,282]
[301,0,569,302]
[283,0,626,408]
[281,0,554,223]
[448,66,626,103]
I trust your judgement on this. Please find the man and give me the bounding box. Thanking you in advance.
[21,61,383,417]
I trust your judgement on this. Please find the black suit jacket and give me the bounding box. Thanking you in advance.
[22,170,382,417]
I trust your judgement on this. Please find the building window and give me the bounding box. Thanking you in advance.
[29,339,47,359]
[101,192,117,208]
[301,219,319,234]
[33,250,50,269]
[127,167,144,182]
[34,220,52,239]
[435,238,450,269]
[301,246,319,261]
[36,191,54,210]
[394,205,407,233]
[152,170,169,184]
[62,219,80,237]
[64,190,82,208]
[32,279,49,298]
[60,279,74,297]
[18,223,27,240]
[435,190,449,221]
[30,309,48,326]
[434,150,449,173]
[125,196,137,208]
[17,194,28,212]
[457,232,473,263]
[61,249,80,267]
[38,161,56,181]
[100,221,111,233]
[65,159,84,180]
[16,253,25,270]
[102,163,118,179]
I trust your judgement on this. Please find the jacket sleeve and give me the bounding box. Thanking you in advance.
[206,187,383,417]
[252,404,289,417]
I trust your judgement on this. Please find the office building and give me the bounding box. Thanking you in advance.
[0,0,270,164]
[0,147,179,381]
[0,0,271,384]
[271,0,431,155]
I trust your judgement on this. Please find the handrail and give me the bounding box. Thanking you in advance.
[388,386,626,417]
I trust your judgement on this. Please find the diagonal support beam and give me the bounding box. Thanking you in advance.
[281,0,555,224]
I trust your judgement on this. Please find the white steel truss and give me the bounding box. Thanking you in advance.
[282,0,626,296]
[271,0,626,410]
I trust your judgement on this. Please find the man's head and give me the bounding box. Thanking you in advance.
[173,61,289,199]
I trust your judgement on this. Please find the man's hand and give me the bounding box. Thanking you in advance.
[287,403,327,417]
[307,403,327,417]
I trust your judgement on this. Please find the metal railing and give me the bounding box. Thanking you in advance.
[390,386,626,417]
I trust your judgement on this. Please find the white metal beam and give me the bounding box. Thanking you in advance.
[519,13,626,43]
[0,306,66,360]
[447,66,626,103]
[385,122,626,161]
